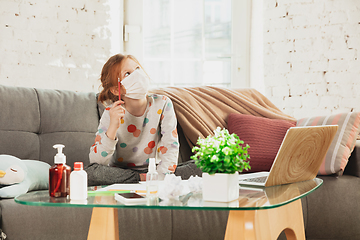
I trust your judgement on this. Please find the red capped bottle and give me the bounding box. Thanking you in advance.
[70,162,88,201]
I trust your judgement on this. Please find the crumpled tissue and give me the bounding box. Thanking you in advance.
[158,174,187,200]
[158,174,203,206]
[186,175,203,194]
[183,176,203,206]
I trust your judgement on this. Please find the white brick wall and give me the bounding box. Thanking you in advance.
[0,0,116,92]
[263,0,360,119]
[2,0,358,119]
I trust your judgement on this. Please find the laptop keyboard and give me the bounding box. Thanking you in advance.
[242,176,268,183]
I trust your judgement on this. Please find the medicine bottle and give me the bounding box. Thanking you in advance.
[49,144,71,198]
[70,162,88,201]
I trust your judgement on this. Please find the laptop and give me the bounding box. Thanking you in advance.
[238,125,338,187]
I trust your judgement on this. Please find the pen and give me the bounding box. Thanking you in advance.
[87,190,132,196]
[108,189,147,193]
[87,190,147,196]
[118,78,121,101]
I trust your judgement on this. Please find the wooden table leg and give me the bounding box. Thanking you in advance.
[87,207,119,240]
[225,199,305,240]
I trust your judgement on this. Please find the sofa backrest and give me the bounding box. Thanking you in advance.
[0,85,99,168]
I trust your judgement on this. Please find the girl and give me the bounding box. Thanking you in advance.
[89,54,179,181]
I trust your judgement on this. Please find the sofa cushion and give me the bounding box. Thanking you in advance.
[0,85,99,167]
[227,113,296,173]
[0,86,40,160]
[305,175,360,239]
[297,112,360,175]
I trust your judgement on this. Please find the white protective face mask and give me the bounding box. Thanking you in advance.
[121,68,150,99]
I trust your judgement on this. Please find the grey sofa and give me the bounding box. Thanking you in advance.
[0,84,359,240]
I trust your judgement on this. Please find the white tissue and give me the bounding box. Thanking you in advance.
[158,174,185,200]
[158,174,203,203]
[187,175,203,193]
[187,193,203,207]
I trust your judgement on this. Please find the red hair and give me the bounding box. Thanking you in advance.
[98,54,141,103]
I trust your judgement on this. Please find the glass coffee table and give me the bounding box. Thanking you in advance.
[15,178,322,240]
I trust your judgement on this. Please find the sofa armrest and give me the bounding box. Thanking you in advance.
[343,140,360,177]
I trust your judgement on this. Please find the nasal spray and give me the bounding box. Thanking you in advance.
[146,158,159,205]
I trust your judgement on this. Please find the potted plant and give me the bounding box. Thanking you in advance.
[191,127,250,202]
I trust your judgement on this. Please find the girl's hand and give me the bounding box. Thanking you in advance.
[106,100,125,140]
[140,173,147,181]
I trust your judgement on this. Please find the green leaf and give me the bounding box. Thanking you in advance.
[192,127,251,174]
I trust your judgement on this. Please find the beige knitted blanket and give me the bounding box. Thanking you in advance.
[151,86,296,148]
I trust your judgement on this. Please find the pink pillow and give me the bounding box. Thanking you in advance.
[227,113,296,173]
[297,112,360,175]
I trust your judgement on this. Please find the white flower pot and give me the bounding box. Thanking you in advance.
[202,172,239,202]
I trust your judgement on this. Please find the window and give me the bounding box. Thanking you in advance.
[143,0,231,88]
[121,0,251,89]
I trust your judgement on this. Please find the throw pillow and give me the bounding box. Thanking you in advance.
[227,113,296,173]
[297,112,360,175]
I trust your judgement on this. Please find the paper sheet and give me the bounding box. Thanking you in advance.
[97,183,147,192]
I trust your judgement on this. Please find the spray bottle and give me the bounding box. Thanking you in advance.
[146,158,159,205]
[49,144,71,197]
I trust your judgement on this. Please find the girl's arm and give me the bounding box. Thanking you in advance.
[106,100,125,140]
[156,98,179,179]
[89,109,119,165]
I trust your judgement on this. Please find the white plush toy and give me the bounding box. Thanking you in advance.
[0,155,50,198]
